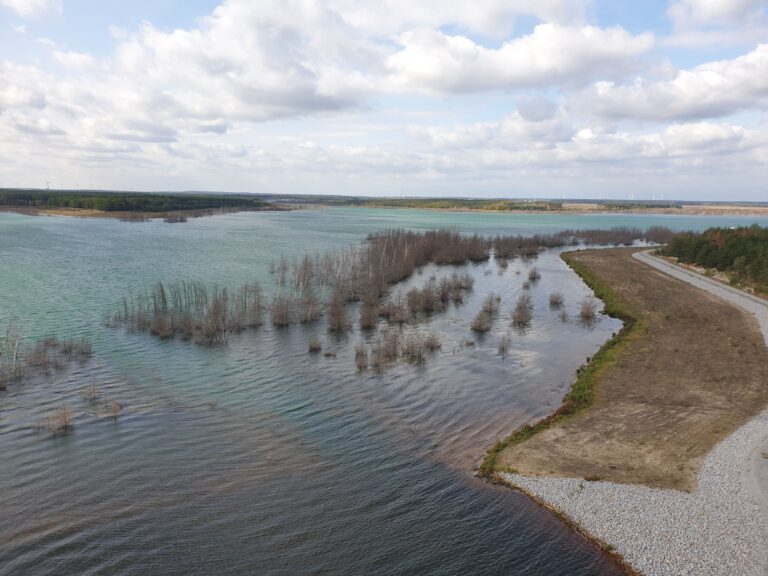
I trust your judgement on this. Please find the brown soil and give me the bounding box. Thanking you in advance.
[497,247,768,491]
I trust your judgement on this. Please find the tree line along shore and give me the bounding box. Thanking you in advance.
[661,224,768,296]
[0,189,282,220]
[5,189,768,219]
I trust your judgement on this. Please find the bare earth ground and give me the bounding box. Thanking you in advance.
[561,203,768,216]
[497,247,768,491]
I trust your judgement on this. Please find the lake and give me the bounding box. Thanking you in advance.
[2,207,766,575]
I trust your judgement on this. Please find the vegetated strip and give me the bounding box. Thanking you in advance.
[660,224,768,297]
[0,189,281,218]
[478,250,644,478]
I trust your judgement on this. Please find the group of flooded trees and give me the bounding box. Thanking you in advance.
[470,266,538,334]
[354,328,442,373]
[471,261,601,344]
[111,230,487,344]
[0,318,101,436]
[108,227,670,364]
[490,226,675,260]
[109,281,264,345]
[0,318,93,389]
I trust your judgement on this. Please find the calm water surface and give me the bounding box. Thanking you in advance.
[2,208,766,575]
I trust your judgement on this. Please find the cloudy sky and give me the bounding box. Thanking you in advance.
[1,0,767,200]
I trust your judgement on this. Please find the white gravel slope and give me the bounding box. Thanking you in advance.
[499,250,768,576]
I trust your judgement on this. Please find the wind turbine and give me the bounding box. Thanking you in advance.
[46,180,51,190]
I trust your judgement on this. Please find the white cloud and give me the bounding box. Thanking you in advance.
[663,0,768,49]
[667,0,767,27]
[574,43,768,120]
[1,0,767,198]
[0,0,61,17]
[0,0,653,139]
[0,63,48,109]
[53,50,95,70]
[410,111,574,150]
[331,0,590,38]
[105,2,378,122]
[386,24,653,94]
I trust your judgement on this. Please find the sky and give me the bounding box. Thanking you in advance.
[0,0,767,200]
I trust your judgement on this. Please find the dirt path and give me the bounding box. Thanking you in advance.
[496,247,768,491]
[634,249,768,510]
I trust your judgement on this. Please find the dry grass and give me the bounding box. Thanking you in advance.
[495,248,768,490]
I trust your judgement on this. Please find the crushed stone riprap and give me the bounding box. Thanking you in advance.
[500,408,768,576]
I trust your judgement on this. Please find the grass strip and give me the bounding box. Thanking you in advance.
[478,249,645,478]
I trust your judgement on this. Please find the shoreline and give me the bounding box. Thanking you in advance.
[0,204,293,221]
[478,249,642,478]
[489,476,642,575]
[492,251,768,575]
[5,203,768,220]
[347,205,768,217]
[497,408,768,575]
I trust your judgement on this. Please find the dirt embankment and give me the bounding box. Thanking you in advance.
[496,247,768,491]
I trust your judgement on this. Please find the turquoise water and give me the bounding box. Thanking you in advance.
[1,208,766,575]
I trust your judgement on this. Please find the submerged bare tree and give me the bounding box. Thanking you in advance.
[326,288,349,333]
[0,318,23,388]
[271,293,292,327]
[297,288,320,324]
[355,344,369,371]
[549,291,564,309]
[579,297,598,322]
[512,292,533,329]
[45,405,73,435]
[471,294,500,333]
[308,338,322,353]
[498,335,509,358]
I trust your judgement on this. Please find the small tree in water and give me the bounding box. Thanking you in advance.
[326,288,348,333]
[512,292,533,329]
[579,297,598,322]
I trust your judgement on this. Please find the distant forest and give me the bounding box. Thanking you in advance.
[0,190,271,212]
[362,198,563,211]
[661,225,768,293]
